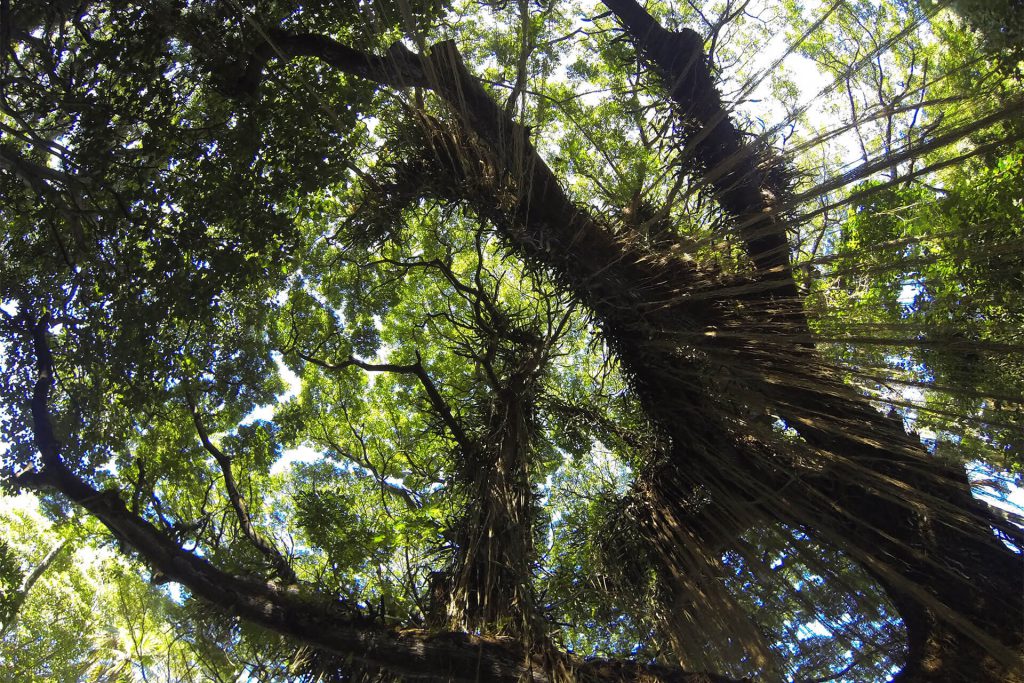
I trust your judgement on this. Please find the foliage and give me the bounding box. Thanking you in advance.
[0,1,1021,682]
[0,493,248,682]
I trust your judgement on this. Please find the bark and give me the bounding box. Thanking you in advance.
[600,0,794,290]
[299,334,543,638]
[367,37,1018,678]
[767,376,1024,683]
[427,33,1020,678]
[432,282,551,639]
[441,385,539,638]
[600,3,1024,678]
[15,314,739,683]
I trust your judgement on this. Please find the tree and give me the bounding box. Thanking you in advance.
[0,0,1020,681]
[0,492,256,682]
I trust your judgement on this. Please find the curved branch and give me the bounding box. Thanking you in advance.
[16,319,736,683]
[0,537,71,639]
[296,350,475,457]
[186,396,298,585]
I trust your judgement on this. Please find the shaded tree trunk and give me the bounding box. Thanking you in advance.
[595,3,1024,678]
[12,12,1020,679]
[440,379,540,639]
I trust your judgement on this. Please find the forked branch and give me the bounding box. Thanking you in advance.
[186,394,298,584]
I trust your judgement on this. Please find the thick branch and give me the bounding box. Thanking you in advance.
[234,30,428,94]
[0,143,85,189]
[25,312,59,471]
[591,8,1023,676]
[12,477,736,683]
[17,321,735,683]
[602,0,796,289]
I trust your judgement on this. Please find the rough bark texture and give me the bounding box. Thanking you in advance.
[16,313,742,683]
[15,13,1022,680]
[438,335,543,639]
[597,3,1024,679]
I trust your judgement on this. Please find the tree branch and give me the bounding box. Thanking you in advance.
[296,350,475,457]
[602,0,797,292]
[186,395,298,585]
[0,537,71,639]
[232,29,429,96]
[15,318,737,682]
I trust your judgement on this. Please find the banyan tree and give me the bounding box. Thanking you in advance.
[1,0,1021,681]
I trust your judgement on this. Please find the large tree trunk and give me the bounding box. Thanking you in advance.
[440,382,540,639]
[773,380,1024,682]
[590,4,1024,678]
[17,17,1018,679]
[16,313,740,683]
[399,46,1023,672]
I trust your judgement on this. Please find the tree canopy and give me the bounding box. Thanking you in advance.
[1,0,1022,681]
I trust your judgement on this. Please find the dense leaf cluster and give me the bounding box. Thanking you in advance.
[1,1,1021,682]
